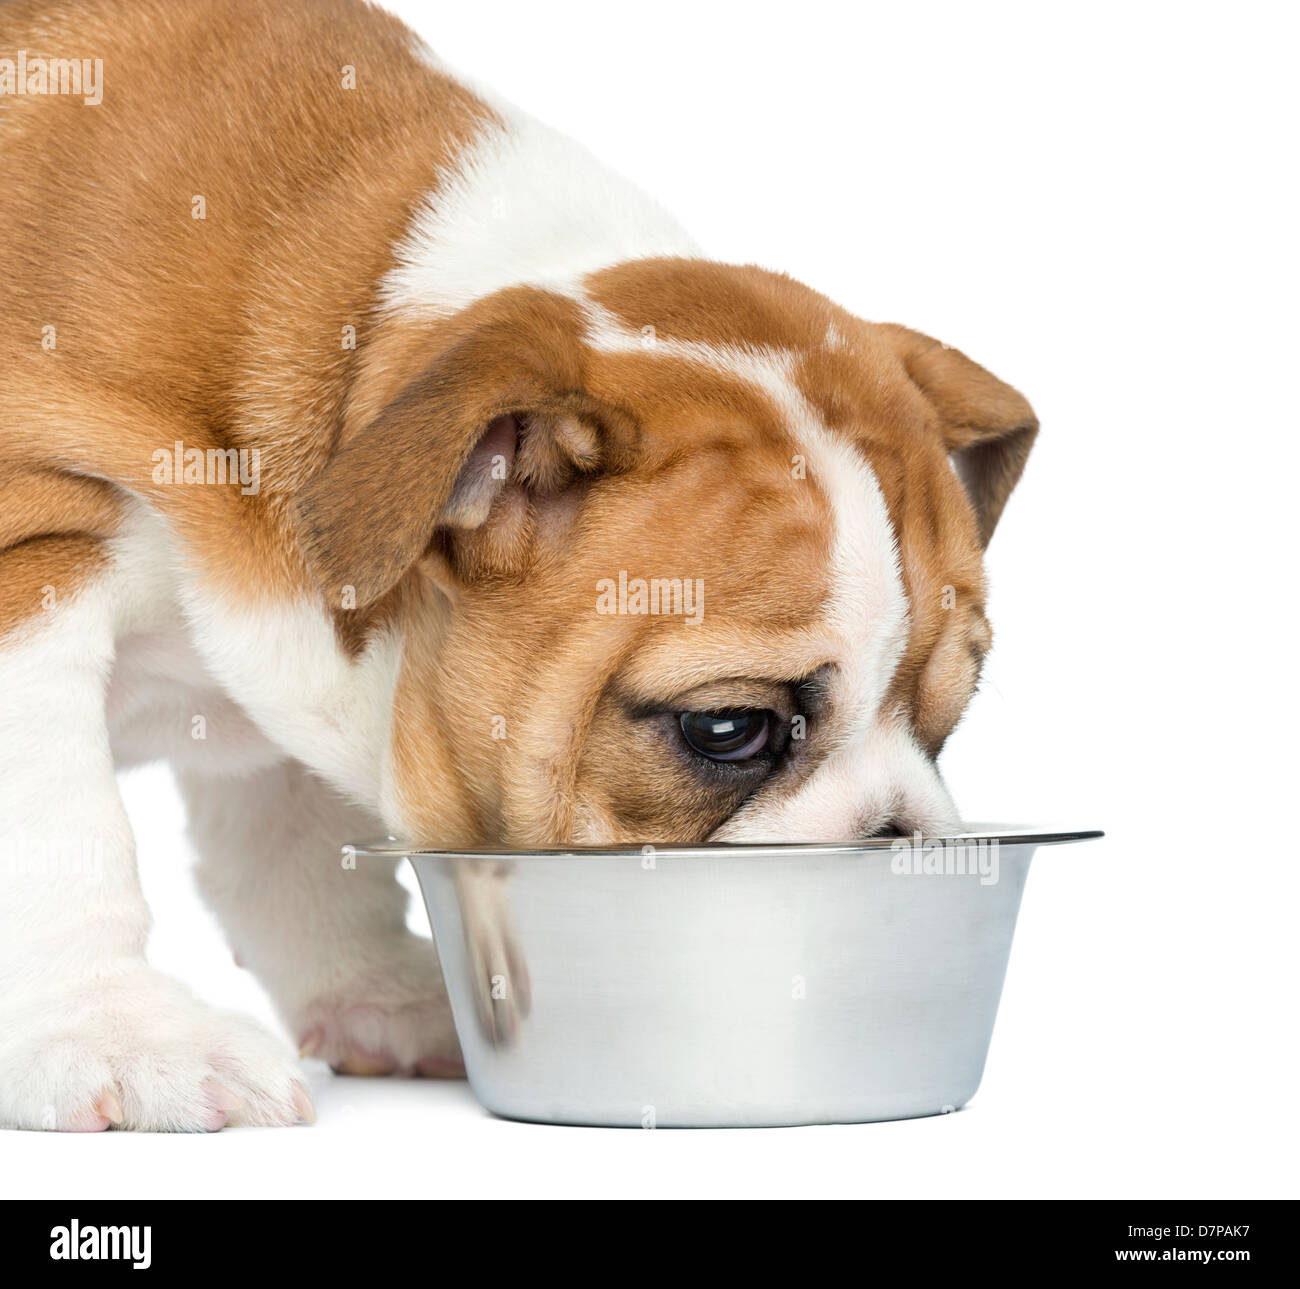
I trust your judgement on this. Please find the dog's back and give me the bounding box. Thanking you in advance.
[0,0,500,633]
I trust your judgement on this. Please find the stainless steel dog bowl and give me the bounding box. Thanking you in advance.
[355,827,1101,1127]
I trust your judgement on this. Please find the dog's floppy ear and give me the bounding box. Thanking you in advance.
[878,323,1038,547]
[293,290,637,608]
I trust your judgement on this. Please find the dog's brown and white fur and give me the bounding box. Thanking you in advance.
[0,0,1036,1131]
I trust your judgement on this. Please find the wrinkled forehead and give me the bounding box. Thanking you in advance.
[566,265,989,741]
[567,330,911,724]
[604,508,907,743]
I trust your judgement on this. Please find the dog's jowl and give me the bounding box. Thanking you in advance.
[0,0,1036,1131]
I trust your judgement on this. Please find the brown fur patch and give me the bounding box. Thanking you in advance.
[0,468,121,636]
[0,0,496,636]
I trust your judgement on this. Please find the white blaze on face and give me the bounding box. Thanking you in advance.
[581,318,963,842]
[711,417,961,843]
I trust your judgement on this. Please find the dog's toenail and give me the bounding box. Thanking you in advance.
[204,1081,243,1115]
[96,1089,124,1125]
[292,1084,316,1124]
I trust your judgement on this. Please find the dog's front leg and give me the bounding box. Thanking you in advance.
[180,760,463,1078]
[0,586,311,1132]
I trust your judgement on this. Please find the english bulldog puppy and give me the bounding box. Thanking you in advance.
[0,0,1036,1131]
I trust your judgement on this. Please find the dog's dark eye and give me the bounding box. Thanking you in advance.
[679,709,773,762]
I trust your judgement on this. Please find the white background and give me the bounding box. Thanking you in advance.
[7,0,1298,1198]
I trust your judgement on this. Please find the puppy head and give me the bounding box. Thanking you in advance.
[293,262,1036,846]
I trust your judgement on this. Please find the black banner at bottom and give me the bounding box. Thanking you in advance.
[2,1199,1290,1274]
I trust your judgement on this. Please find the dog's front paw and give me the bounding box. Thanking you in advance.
[0,964,313,1132]
[292,933,464,1078]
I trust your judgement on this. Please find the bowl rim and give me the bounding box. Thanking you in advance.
[349,825,1104,861]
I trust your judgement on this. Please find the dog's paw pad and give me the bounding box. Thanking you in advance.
[415,1053,467,1079]
[290,936,463,1079]
[297,1002,463,1078]
[60,1105,113,1134]
[329,1051,398,1078]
